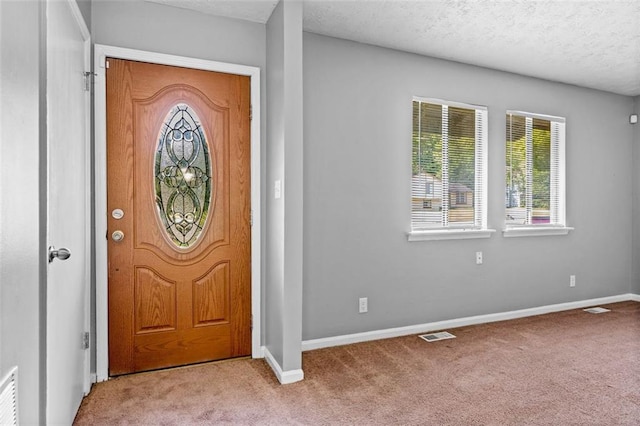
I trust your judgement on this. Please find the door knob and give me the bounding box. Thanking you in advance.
[48,246,71,263]
[112,230,125,242]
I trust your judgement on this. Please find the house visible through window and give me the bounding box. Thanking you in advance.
[425,182,433,196]
[505,111,566,227]
[411,97,488,231]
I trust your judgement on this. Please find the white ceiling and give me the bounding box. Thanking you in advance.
[146,0,640,96]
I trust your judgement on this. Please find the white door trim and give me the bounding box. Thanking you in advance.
[94,44,262,381]
[74,0,92,396]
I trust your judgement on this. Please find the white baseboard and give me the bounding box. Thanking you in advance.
[253,345,265,359]
[302,293,639,352]
[262,347,304,384]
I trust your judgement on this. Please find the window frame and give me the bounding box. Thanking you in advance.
[503,110,573,238]
[408,97,495,241]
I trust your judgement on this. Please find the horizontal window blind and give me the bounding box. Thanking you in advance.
[506,111,565,227]
[412,98,487,231]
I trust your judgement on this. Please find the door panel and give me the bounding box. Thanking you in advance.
[193,262,230,326]
[107,59,251,375]
[46,0,90,423]
[134,267,176,333]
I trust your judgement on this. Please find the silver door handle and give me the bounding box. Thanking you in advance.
[48,246,71,263]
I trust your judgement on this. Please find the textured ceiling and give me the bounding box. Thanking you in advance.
[145,0,640,96]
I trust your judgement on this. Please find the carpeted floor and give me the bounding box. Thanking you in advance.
[74,301,640,425]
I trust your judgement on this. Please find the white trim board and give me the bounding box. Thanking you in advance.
[62,0,93,397]
[93,44,262,382]
[302,294,639,352]
[263,347,304,385]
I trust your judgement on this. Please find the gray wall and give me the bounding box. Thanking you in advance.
[266,0,304,373]
[633,96,640,294]
[266,0,285,365]
[92,1,265,69]
[0,1,44,423]
[76,0,91,30]
[302,33,635,341]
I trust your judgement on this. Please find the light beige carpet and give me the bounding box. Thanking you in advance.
[75,301,640,425]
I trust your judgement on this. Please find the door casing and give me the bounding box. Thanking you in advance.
[94,44,262,381]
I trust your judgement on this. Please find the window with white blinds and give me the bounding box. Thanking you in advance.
[505,111,566,228]
[411,97,488,232]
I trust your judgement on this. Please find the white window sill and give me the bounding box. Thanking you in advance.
[502,226,574,238]
[407,228,496,241]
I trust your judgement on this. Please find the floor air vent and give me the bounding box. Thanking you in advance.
[0,366,18,426]
[419,331,456,342]
[583,307,610,314]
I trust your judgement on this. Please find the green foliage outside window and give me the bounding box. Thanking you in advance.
[412,102,475,190]
[506,119,551,210]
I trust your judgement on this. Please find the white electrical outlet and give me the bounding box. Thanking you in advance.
[476,251,483,265]
[570,275,576,287]
[359,297,368,313]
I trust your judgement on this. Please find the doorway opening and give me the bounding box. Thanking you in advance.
[94,45,262,380]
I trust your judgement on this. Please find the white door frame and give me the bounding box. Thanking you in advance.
[79,3,92,397]
[94,44,262,381]
[76,0,92,396]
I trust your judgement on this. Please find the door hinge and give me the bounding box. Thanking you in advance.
[83,71,95,92]
[249,105,252,121]
[250,210,253,226]
[82,332,90,350]
[251,315,253,331]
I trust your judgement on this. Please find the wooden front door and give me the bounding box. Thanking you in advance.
[106,58,251,376]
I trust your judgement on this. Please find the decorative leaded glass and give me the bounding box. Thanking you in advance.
[155,104,211,248]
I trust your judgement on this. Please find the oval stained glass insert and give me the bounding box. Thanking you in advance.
[154,104,212,248]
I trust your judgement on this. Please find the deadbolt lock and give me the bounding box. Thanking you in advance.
[112,208,124,219]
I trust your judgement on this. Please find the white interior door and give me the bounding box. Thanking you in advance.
[46,0,91,423]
